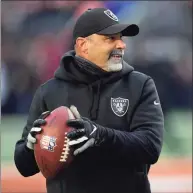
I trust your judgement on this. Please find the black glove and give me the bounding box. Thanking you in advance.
[26,111,50,150]
[66,106,106,156]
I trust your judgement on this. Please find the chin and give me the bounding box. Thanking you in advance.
[107,63,122,72]
[106,57,123,72]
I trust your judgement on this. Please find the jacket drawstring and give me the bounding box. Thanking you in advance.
[88,79,102,120]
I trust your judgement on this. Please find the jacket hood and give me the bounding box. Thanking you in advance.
[54,50,134,85]
[54,50,134,120]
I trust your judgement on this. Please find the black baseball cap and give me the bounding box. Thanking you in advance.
[73,8,139,44]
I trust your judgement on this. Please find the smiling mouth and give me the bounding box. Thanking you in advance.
[110,54,122,59]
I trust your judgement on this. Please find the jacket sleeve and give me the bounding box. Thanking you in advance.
[102,78,164,164]
[14,86,46,177]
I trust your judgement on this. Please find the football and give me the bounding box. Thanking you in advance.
[34,106,75,179]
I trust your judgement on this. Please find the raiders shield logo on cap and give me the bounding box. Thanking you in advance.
[104,9,118,21]
[111,97,129,117]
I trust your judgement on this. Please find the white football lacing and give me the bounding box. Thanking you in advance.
[59,132,70,162]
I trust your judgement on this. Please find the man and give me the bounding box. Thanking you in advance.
[14,8,164,193]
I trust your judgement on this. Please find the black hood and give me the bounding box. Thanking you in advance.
[56,50,135,120]
[54,50,134,120]
[54,50,134,85]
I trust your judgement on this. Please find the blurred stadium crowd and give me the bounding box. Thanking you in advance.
[1,1,192,115]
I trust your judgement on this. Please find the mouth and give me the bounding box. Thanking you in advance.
[110,54,122,59]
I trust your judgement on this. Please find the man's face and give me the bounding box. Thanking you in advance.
[85,33,126,71]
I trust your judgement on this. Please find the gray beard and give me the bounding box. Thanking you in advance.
[105,57,123,72]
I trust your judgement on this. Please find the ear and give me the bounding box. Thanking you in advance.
[76,37,88,54]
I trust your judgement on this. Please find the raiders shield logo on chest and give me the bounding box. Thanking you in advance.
[111,97,129,117]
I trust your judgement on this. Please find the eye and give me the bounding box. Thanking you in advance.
[106,35,123,41]
[107,36,116,40]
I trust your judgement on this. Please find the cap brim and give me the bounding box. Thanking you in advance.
[97,24,139,36]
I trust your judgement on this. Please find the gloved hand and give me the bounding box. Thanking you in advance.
[66,106,106,156]
[26,111,50,150]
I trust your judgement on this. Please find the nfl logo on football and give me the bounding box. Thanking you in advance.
[40,135,57,152]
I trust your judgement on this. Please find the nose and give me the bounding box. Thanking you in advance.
[116,39,126,49]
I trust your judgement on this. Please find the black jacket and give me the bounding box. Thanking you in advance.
[14,50,164,193]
